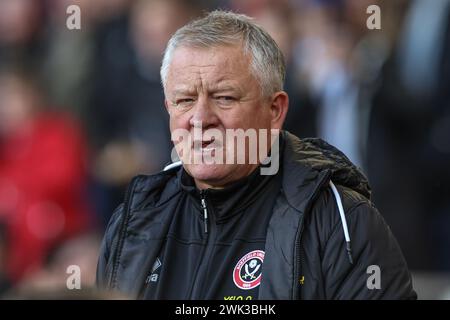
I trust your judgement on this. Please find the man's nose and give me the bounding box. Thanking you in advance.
[189,97,220,129]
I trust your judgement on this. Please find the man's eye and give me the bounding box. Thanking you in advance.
[180,98,194,104]
[217,96,234,100]
[173,98,195,108]
[215,96,236,103]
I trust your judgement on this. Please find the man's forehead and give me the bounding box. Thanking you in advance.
[171,80,242,95]
[169,45,249,71]
[166,45,252,90]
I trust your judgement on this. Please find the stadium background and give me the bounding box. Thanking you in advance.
[0,0,449,299]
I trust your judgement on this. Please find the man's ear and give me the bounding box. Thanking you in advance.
[270,91,289,130]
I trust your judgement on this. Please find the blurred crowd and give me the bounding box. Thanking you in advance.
[0,0,449,296]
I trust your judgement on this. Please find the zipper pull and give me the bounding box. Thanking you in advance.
[200,196,208,234]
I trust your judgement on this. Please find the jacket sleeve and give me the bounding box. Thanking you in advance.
[96,203,124,289]
[320,198,417,299]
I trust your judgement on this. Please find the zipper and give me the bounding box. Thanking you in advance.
[108,175,139,288]
[293,220,305,300]
[187,190,217,299]
[293,171,331,299]
[201,194,208,234]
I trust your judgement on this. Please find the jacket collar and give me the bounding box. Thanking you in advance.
[280,131,371,214]
[280,131,331,214]
[131,130,370,214]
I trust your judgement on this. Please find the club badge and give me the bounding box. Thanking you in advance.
[233,250,264,290]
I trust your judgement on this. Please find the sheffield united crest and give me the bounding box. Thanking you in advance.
[233,250,264,290]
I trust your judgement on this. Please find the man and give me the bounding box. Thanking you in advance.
[96,10,416,300]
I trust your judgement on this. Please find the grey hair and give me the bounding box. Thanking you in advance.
[160,10,286,98]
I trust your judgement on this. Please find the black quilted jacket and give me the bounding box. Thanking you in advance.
[97,131,417,300]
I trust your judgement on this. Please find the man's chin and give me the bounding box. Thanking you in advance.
[183,163,232,188]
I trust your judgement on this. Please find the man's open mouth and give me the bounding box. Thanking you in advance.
[192,138,221,151]
[201,140,213,148]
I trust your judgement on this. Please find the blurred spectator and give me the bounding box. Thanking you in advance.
[88,0,201,225]
[0,224,11,295]
[0,67,94,282]
[11,233,101,294]
[40,0,134,121]
[0,0,42,46]
[3,232,129,299]
[241,0,318,139]
[0,0,46,70]
[288,0,367,166]
[367,0,450,270]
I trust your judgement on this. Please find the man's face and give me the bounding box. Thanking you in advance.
[164,44,287,189]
